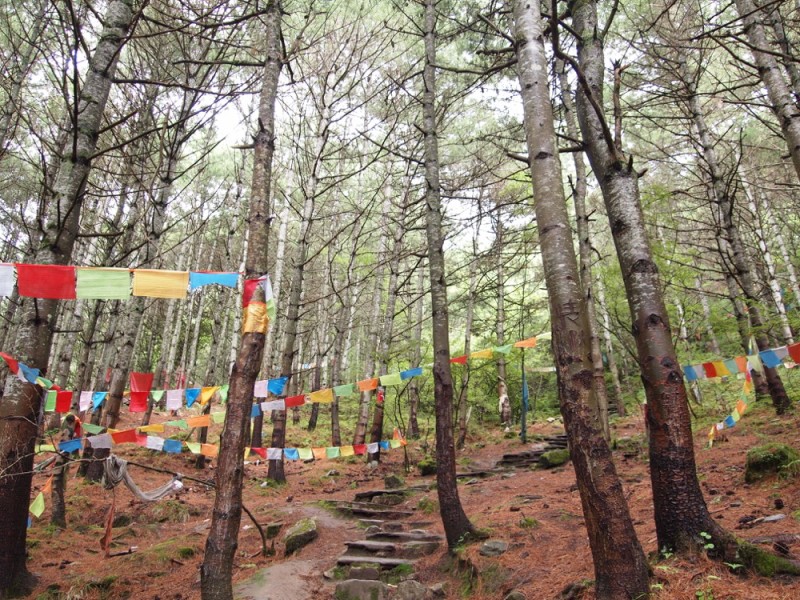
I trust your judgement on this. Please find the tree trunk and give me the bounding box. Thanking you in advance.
[421,0,477,550]
[201,2,282,598]
[407,268,425,439]
[0,1,136,593]
[456,244,477,450]
[595,280,625,415]
[494,201,512,427]
[570,0,737,556]
[513,3,650,597]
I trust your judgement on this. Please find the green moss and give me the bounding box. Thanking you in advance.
[744,443,800,483]
[418,456,437,476]
[417,496,438,514]
[737,542,800,576]
[539,448,570,468]
[177,547,195,559]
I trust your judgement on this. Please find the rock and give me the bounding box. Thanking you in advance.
[745,443,800,483]
[428,583,446,597]
[365,525,383,535]
[504,592,527,600]
[265,521,284,539]
[374,494,404,506]
[763,514,787,522]
[465,478,480,486]
[348,565,381,580]
[384,521,404,532]
[417,457,437,476]
[283,518,318,555]
[775,498,785,509]
[385,474,405,489]
[539,449,570,469]
[730,501,742,507]
[479,539,508,557]
[323,568,338,580]
[396,580,426,600]
[327,469,340,477]
[335,579,390,600]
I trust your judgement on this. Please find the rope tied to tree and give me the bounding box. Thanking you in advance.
[102,455,184,502]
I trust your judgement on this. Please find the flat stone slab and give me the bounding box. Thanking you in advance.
[335,579,390,600]
[337,555,414,569]
[366,530,443,543]
[345,540,398,553]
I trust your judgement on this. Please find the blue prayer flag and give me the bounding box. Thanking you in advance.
[92,392,107,409]
[284,448,299,460]
[723,415,736,428]
[683,366,697,382]
[58,439,82,453]
[400,367,423,380]
[759,350,782,368]
[185,388,201,407]
[267,377,288,395]
[18,363,40,384]
[379,441,390,450]
[251,403,261,417]
[163,439,183,453]
[189,271,239,290]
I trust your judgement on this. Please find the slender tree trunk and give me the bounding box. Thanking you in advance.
[696,277,722,356]
[513,3,649,597]
[570,0,737,556]
[0,2,136,593]
[421,0,477,550]
[456,249,477,450]
[201,3,282,598]
[494,202,512,427]
[596,280,625,415]
[407,268,424,439]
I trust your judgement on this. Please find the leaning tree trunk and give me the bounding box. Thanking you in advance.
[200,3,282,598]
[0,1,136,594]
[513,3,650,597]
[570,0,737,557]
[421,0,477,550]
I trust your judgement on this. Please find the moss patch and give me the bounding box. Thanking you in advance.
[744,443,800,483]
[539,449,570,469]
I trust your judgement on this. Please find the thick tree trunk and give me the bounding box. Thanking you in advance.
[421,0,477,550]
[0,2,136,593]
[571,0,736,556]
[200,3,282,598]
[513,3,649,597]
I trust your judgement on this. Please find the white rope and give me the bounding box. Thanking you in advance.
[102,455,183,502]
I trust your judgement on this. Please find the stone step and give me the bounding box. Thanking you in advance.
[336,555,414,569]
[344,539,441,559]
[328,501,413,519]
[345,540,398,554]
[366,530,443,543]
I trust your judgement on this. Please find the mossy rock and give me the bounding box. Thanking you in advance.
[284,517,318,555]
[384,474,404,489]
[744,443,800,483]
[539,448,570,469]
[418,457,437,476]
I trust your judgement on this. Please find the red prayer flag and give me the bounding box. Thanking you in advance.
[135,434,148,447]
[788,343,800,364]
[55,390,73,413]
[0,352,19,374]
[353,444,367,455]
[285,394,305,407]
[129,391,149,413]
[130,372,154,392]
[15,264,76,299]
[702,362,717,378]
[450,355,467,365]
[250,447,267,459]
[111,429,137,444]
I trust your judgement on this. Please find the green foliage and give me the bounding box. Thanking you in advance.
[417,456,437,476]
[518,516,539,529]
[539,448,570,468]
[744,443,800,483]
[417,496,438,514]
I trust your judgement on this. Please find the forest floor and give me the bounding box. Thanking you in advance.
[24,401,800,600]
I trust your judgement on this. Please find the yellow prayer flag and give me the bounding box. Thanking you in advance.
[309,388,333,403]
[200,386,219,405]
[470,349,493,360]
[242,303,269,334]
[339,445,355,457]
[139,424,165,433]
[132,269,189,299]
[712,361,731,376]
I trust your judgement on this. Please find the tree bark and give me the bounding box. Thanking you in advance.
[407,268,425,439]
[513,3,649,597]
[456,243,477,450]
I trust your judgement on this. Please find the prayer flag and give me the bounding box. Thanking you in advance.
[334,384,357,397]
[89,434,113,449]
[493,344,513,355]
[253,380,269,397]
[139,424,164,433]
[79,391,92,411]
[703,363,717,378]
[723,415,736,428]
[151,390,165,402]
[56,390,72,413]
[284,448,299,460]
[788,343,800,364]
[736,399,748,416]
[367,442,379,454]
[218,385,229,403]
[44,391,57,412]
[0,351,19,374]
[683,367,698,382]
[42,476,53,495]
[129,391,149,413]
[146,436,165,451]
[250,447,266,459]
[470,349,493,360]
[251,403,261,417]
[164,419,188,429]
[734,356,748,373]
[731,409,741,423]
[267,447,282,460]
[379,441,390,450]
[132,269,189,299]
[111,429,137,444]
[747,354,762,373]
[92,391,107,409]
[0,264,14,296]
[16,264,76,299]
[326,447,340,459]
[242,275,276,320]
[201,444,218,458]
[163,439,183,453]
[268,377,288,395]
[723,359,740,375]
[211,411,226,424]
[75,268,130,299]
[760,349,782,368]
[298,448,313,461]
[379,372,402,386]
[200,387,219,405]
[82,423,103,434]
[450,355,467,365]
[339,445,354,457]
[261,400,285,411]
[29,492,45,518]
[285,394,305,407]
[312,447,326,460]
[353,444,367,455]
[712,361,731,377]
[185,388,201,407]
[389,439,401,449]
[514,337,537,348]
[18,363,40,384]
[166,389,183,410]
[189,271,239,290]
[59,439,82,453]
[242,302,268,334]
[400,367,423,380]
[187,415,211,428]
[357,378,378,392]
[774,346,789,360]
[309,388,333,403]
[130,372,154,392]
[186,443,201,454]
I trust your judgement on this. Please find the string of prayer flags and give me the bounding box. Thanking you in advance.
[708,369,753,447]
[379,372,403,387]
[76,267,131,299]
[0,264,14,296]
[16,264,76,299]
[309,388,333,403]
[189,271,239,290]
[132,269,189,299]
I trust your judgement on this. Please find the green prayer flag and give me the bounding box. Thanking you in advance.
[298,448,313,460]
[36,376,53,389]
[76,268,131,299]
[165,419,188,429]
[389,439,401,449]
[326,447,340,459]
[333,384,357,397]
[36,444,56,453]
[211,411,226,424]
[186,442,201,454]
[44,391,57,412]
[379,372,403,386]
[493,344,513,355]
[82,423,104,434]
[218,385,229,403]
[29,492,45,518]
[151,390,165,402]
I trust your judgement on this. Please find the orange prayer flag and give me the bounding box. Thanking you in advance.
[514,337,537,349]
[186,415,211,428]
[41,475,54,495]
[312,447,327,460]
[734,356,748,374]
[736,399,748,416]
[200,444,218,458]
[357,378,378,392]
